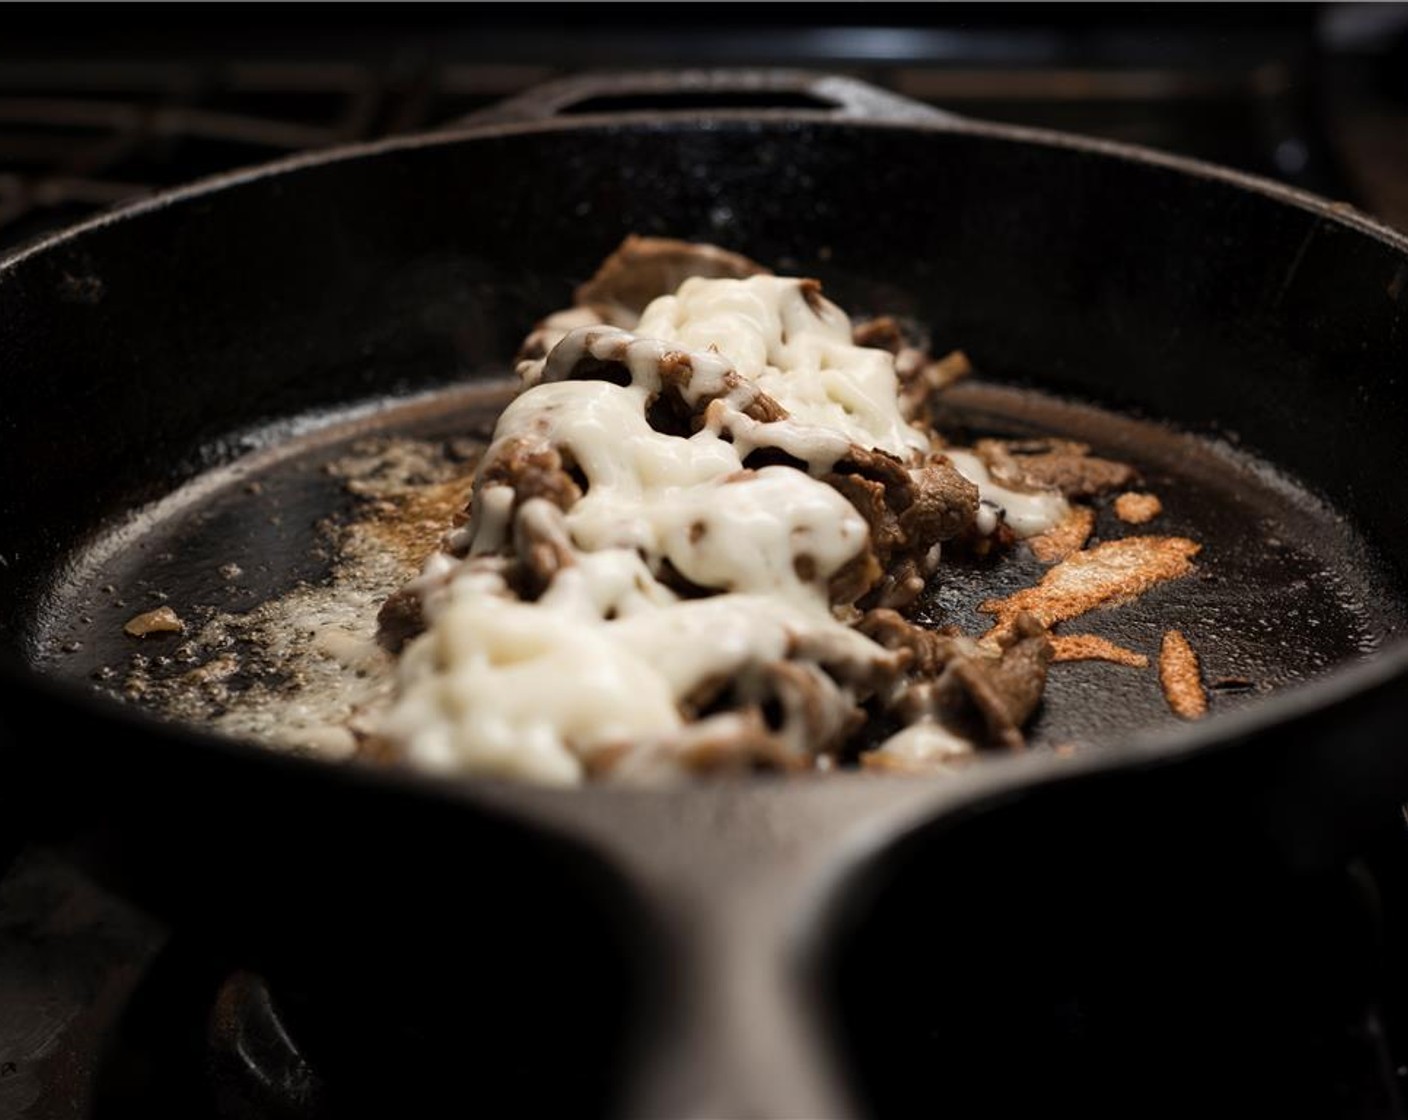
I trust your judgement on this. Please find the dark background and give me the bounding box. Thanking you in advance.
[0,3,1404,253]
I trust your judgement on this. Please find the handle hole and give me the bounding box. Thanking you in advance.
[559,89,840,115]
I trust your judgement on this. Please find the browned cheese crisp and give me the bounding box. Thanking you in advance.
[1049,634,1149,668]
[1114,491,1163,525]
[1028,506,1096,564]
[980,536,1201,641]
[1159,629,1207,719]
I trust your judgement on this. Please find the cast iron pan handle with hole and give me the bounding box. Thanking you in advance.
[0,70,1406,1118]
[451,68,965,128]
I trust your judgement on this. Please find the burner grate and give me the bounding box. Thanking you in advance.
[0,61,554,250]
[0,49,1358,253]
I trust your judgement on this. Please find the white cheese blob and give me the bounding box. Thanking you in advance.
[943,448,1068,539]
[870,719,976,769]
[382,579,681,785]
[386,541,896,783]
[486,378,867,609]
[635,275,930,461]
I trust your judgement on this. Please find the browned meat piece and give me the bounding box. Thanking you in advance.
[761,660,866,758]
[867,556,928,612]
[827,471,905,559]
[513,500,577,599]
[927,349,975,391]
[839,445,942,508]
[852,315,905,353]
[901,461,982,543]
[867,610,1051,750]
[858,608,969,676]
[976,438,1137,499]
[950,613,1053,749]
[477,437,584,514]
[898,349,973,421]
[826,447,979,611]
[376,587,424,653]
[827,544,884,608]
[573,235,770,321]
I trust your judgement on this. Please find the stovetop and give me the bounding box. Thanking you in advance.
[3,10,1408,1118]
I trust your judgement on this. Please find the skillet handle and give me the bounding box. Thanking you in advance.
[453,69,961,127]
[511,777,972,1119]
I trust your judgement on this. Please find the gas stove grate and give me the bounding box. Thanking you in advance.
[0,52,1349,253]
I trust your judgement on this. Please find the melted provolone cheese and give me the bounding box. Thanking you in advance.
[636,275,929,460]
[381,275,957,782]
[944,449,1068,539]
[385,537,896,783]
[867,719,976,770]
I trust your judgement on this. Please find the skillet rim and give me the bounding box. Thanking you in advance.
[1,105,1406,818]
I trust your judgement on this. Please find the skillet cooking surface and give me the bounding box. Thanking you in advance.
[2,116,1406,729]
[27,368,1404,756]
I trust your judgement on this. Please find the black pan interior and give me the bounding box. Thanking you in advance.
[0,120,1404,756]
[1,120,1405,669]
[20,372,1401,756]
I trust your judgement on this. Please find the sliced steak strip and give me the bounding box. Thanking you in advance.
[574,235,770,321]
[976,437,1137,498]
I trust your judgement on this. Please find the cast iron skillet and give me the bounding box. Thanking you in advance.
[2,72,1408,1117]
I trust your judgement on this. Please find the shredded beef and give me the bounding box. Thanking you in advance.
[376,588,424,653]
[826,447,979,611]
[952,613,1053,748]
[857,608,1052,752]
[477,436,584,513]
[573,235,769,321]
[376,240,1105,779]
[976,438,1137,499]
[898,349,973,421]
[852,315,906,354]
[761,660,866,757]
[530,326,791,430]
[858,608,969,677]
[513,500,577,599]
